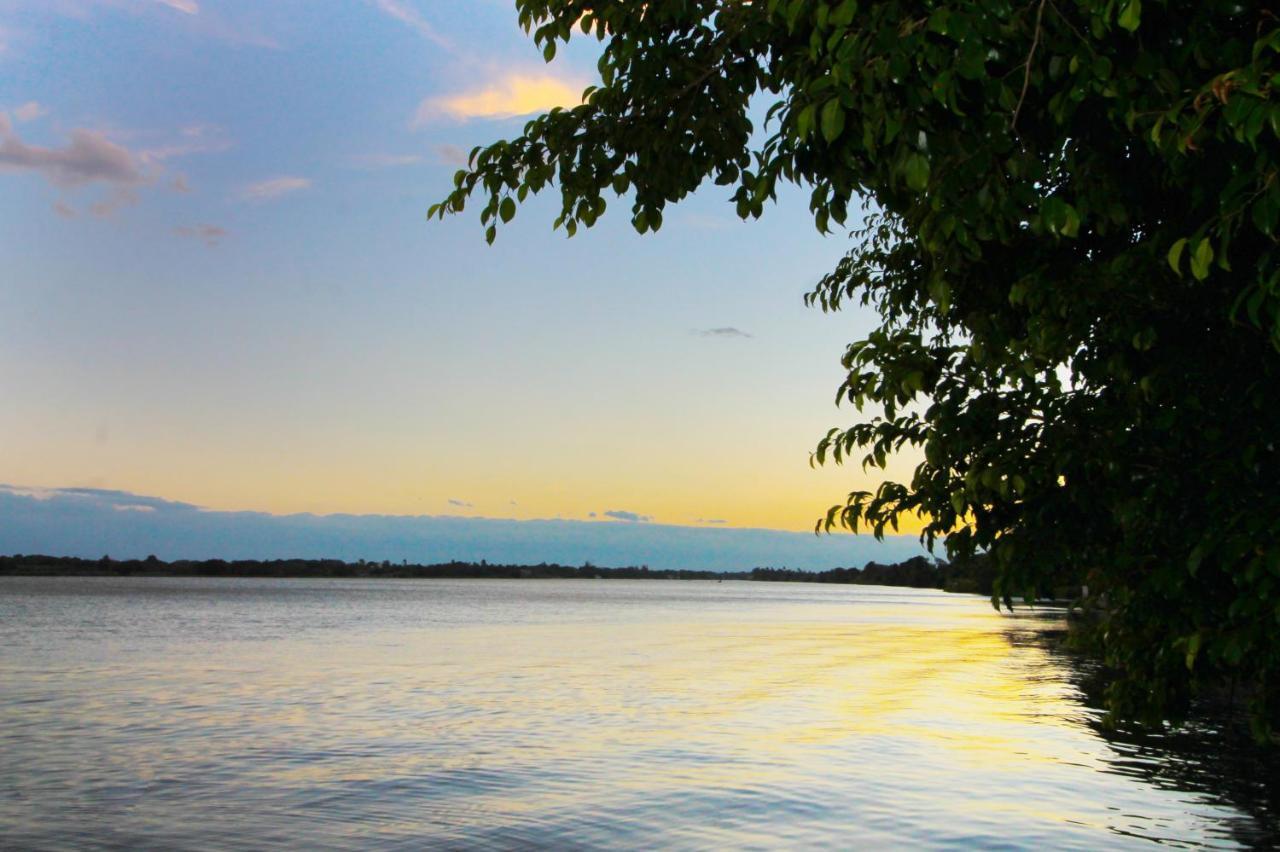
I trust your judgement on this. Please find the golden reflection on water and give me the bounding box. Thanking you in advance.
[0,579,1261,848]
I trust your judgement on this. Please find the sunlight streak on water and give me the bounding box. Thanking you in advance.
[0,578,1270,848]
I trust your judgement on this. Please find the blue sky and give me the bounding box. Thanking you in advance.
[0,1,923,558]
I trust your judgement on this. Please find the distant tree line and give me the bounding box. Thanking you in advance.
[0,554,726,581]
[750,554,1002,596]
[0,553,1007,593]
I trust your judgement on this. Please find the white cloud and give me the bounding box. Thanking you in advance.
[414,73,586,125]
[351,152,423,169]
[140,123,232,163]
[695,327,753,339]
[370,0,448,47]
[239,175,311,201]
[13,101,48,123]
[175,223,227,246]
[156,0,199,13]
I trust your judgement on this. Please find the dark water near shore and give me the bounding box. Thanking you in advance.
[0,577,1275,849]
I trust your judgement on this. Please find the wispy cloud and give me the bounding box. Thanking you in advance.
[239,175,311,202]
[433,144,469,166]
[140,124,232,163]
[370,0,448,47]
[1,117,230,215]
[351,152,423,169]
[0,125,145,187]
[695,327,753,339]
[156,0,199,14]
[414,73,585,125]
[697,518,728,525]
[13,101,48,123]
[89,187,138,218]
[603,509,652,523]
[44,1,278,48]
[175,223,227,247]
[447,498,474,508]
[52,200,77,219]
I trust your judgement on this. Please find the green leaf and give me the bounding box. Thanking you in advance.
[829,0,857,28]
[904,153,930,191]
[1185,632,1202,671]
[1060,203,1080,237]
[1187,544,1206,576]
[820,98,845,143]
[796,102,817,139]
[1167,238,1187,275]
[499,197,516,223]
[1190,237,1214,280]
[1118,0,1141,32]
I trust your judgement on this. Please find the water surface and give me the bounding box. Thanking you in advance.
[0,577,1273,848]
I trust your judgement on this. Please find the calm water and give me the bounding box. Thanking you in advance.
[0,578,1275,849]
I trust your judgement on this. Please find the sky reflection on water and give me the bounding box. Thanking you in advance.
[0,577,1273,849]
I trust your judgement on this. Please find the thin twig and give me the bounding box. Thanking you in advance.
[1047,0,1098,57]
[1011,0,1048,132]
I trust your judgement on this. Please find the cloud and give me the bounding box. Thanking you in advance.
[140,124,232,163]
[13,101,48,123]
[0,126,145,187]
[370,0,448,47]
[433,144,469,166]
[0,484,929,571]
[603,509,652,523]
[239,175,311,202]
[447,498,474,508]
[351,152,423,169]
[0,119,231,218]
[698,518,728,525]
[414,73,585,125]
[175,223,227,246]
[156,0,199,13]
[695,327,753,339]
[89,187,138,218]
[52,200,76,219]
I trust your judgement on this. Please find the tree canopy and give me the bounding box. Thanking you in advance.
[433,0,1280,738]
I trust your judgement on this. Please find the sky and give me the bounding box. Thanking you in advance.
[0,0,925,560]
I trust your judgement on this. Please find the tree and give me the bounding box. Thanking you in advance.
[433,0,1280,738]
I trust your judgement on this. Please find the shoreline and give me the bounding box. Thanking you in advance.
[0,553,995,594]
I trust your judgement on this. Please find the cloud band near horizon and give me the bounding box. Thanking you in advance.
[0,485,928,572]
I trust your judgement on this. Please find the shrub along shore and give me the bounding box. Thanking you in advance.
[0,552,1001,595]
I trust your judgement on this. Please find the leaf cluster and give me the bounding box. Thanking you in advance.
[435,0,1280,739]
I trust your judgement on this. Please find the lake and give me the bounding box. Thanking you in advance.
[0,577,1274,849]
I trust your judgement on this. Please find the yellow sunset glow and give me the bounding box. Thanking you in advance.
[415,73,586,125]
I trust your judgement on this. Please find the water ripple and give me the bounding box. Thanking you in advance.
[1,577,1274,848]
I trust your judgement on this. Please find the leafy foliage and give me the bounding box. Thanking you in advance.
[433,0,1280,738]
